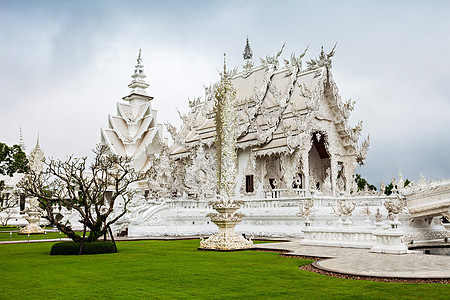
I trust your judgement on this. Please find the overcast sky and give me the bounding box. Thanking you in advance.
[1,0,449,186]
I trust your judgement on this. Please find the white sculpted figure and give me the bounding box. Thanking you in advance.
[184,146,216,199]
[384,195,407,222]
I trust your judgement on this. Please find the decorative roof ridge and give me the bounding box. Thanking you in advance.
[108,113,154,144]
[234,63,326,80]
[117,101,151,122]
[131,129,158,158]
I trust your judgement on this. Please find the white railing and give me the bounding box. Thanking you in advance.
[164,194,388,211]
[265,188,307,199]
[242,198,302,209]
[167,200,212,210]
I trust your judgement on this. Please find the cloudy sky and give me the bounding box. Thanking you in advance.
[1,0,449,186]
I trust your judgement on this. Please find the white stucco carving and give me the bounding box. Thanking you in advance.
[200,56,253,250]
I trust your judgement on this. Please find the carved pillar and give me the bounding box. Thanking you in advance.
[345,159,357,194]
[281,154,294,191]
[330,155,338,197]
[302,151,310,193]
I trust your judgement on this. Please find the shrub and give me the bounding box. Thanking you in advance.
[50,241,117,255]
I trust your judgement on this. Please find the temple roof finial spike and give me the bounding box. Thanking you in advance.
[137,49,142,64]
[19,127,26,151]
[223,52,227,73]
[243,37,253,60]
[36,133,40,148]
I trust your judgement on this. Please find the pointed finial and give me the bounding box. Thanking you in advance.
[223,52,227,74]
[243,37,253,60]
[137,49,142,64]
[19,127,26,151]
[36,133,40,149]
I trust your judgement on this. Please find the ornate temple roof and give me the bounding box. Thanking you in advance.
[168,44,369,163]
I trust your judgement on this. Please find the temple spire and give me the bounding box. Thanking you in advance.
[242,37,254,72]
[122,49,153,102]
[243,37,253,60]
[29,133,44,173]
[223,52,227,74]
[19,127,26,151]
[137,48,142,64]
[35,133,40,150]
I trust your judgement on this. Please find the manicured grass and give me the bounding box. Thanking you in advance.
[0,231,67,241]
[0,225,54,232]
[0,240,448,299]
[0,225,21,231]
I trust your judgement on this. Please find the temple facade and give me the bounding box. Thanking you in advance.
[105,44,448,249]
[167,44,368,201]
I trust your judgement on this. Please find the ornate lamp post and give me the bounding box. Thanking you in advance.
[200,55,253,250]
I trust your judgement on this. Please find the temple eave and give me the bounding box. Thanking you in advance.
[122,93,153,101]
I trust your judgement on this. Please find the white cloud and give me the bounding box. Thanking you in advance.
[1,0,449,186]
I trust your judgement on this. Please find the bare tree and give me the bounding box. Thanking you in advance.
[20,145,146,250]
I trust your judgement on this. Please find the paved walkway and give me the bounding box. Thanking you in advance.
[255,240,450,279]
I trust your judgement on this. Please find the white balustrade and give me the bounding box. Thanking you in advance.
[301,226,375,248]
[265,188,307,199]
[370,229,408,254]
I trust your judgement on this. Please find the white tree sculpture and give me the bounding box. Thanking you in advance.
[200,55,253,250]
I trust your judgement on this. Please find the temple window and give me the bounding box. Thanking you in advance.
[246,175,254,193]
[293,173,303,189]
[269,178,278,189]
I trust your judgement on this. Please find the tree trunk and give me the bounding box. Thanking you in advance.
[103,220,107,241]
[107,225,117,253]
[78,222,87,255]
[57,223,82,242]
[78,206,89,255]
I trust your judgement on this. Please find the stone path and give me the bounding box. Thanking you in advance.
[255,240,450,279]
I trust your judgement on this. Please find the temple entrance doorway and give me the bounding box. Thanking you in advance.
[308,133,331,194]
[264,156,284,192]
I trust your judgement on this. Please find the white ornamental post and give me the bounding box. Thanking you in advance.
[200,54,253,250]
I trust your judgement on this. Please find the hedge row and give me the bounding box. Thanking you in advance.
[50,241,117,255]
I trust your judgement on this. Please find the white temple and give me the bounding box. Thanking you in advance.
[105,42,450,252]
[0,134,46,227]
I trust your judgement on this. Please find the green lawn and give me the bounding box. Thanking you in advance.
[0,225,21,231]
[0,240,448,299]
[0,231,67,241]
